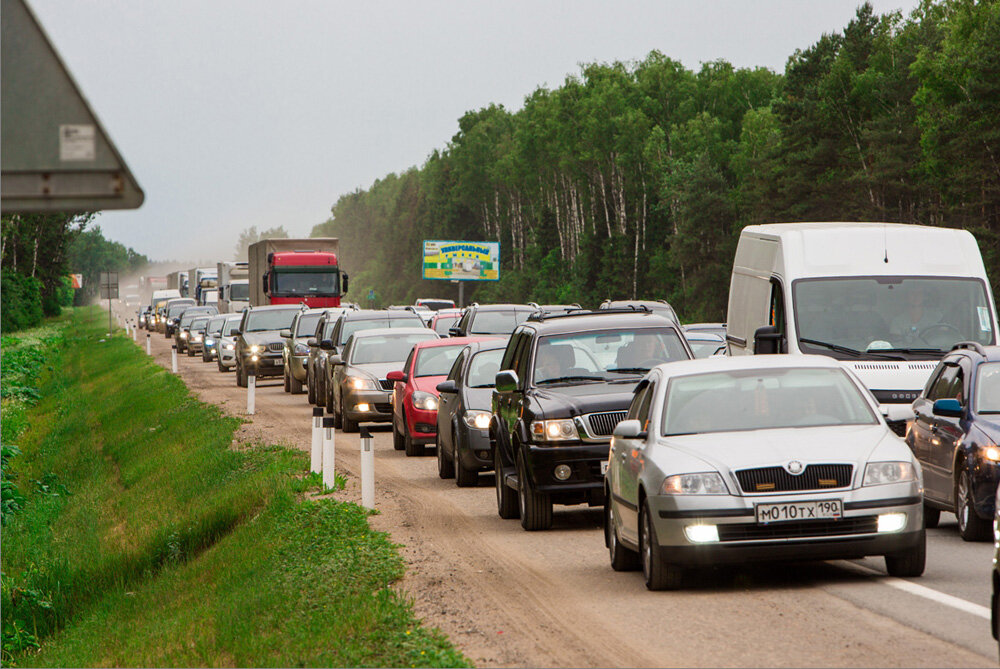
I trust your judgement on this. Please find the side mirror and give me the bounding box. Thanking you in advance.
[436,380,458,394]
[495,370,519,393]
[307,338,317,347]
[328,354,343,366]
[613,419,646,440]
[448,327,462,337]
[753,325,783,355]
[319,338,335,351]
[386,370,405,382]
[342,273,349,294]
[262,273,269,294]
[280,329,292,339]
[932,398,963,418]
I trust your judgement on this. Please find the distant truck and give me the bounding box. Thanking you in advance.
[187,266,218,305]
[166,270,190,298]
[247,238,347,308]
[217,261,249,313]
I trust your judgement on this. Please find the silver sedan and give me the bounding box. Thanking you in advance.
[605,354,925,590]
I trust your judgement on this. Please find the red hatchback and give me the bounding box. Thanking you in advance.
[388,336,497,456]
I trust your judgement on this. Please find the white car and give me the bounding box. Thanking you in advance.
[215,315,242,372]
[605,354,925,590]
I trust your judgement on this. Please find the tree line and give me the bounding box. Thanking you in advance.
[1,213,148,331]
[312,0,1000,322]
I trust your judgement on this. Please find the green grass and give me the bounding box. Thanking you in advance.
[2,308,468,667]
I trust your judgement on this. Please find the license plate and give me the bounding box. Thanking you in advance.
[600,460,609,475]
[755,499,842,524]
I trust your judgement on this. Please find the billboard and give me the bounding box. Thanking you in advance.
[422,240,499,281]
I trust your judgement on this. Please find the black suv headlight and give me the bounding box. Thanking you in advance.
[530,419,579,442]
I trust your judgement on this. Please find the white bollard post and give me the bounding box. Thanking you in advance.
[146,333,151,355]
[360,426,374,509]
[247,373,256,415]
[323,416,336,489]
[310,408,323,474]
[132,324,137,342]
[171,345,178,373]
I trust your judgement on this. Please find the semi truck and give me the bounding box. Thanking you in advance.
[187,266,218,305]
[247,238,347,308]
[166,270,190,298]
[217,261,249,313]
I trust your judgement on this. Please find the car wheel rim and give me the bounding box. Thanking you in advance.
[518,465,526,517]
[641,510,652,578]
[607,504,616,558]
[958,472,970,531]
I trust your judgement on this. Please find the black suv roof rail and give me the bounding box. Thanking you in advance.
[951,341,987,356]
[526,306,654,322]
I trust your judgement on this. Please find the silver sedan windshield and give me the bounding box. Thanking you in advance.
[662,367,877,436]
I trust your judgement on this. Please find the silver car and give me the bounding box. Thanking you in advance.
[281,308,330,395]
[605,354,925,590]
[215,315,243,372]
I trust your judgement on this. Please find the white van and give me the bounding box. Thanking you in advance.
[726,222,997,431]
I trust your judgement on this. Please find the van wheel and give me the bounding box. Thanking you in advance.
[494,446,519,519]
[518,454,552,531]
[957,468,991,541]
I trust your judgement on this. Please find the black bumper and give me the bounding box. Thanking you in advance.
[526,442,610,494]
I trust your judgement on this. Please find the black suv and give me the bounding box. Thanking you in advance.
[449,303,536,337]
[491,309,694,530]
[906,341,1000,540]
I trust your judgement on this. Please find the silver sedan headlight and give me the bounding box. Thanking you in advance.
[661,472,729,495]
[863,461,917,486]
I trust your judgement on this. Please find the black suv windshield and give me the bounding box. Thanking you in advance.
[471,310,531,335]
[533,328,689,385]
[244,309,298,332]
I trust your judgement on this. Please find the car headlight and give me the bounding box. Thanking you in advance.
[348,375,377,390]
[412,390,439,411]
[464,410,491,430]
[293,343,310,356]
[205,338,215,346]
[249,344,260,354]
[192,335,202,342]
[661,472,729,495]
[863,461,917,486]
[224,343,235,350]
[530,419,578,442]
[180,331,188,338]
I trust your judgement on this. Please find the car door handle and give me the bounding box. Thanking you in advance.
[930,426,939,435]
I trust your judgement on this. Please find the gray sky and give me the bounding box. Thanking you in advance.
[31,0,920,263]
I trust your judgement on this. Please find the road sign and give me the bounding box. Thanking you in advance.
[422,240,500,281]
[1,0,144,213]
[69,273,83,289]
[368,289,376,301]
[99,271,119,299]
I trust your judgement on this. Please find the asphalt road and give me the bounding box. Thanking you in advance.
[120,311,997,667]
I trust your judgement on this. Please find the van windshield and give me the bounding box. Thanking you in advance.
[793,277,995,358]
[230,282,249,301]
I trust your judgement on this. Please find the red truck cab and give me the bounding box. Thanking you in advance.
[263,251,347,308]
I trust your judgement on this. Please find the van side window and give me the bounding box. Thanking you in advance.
[769,279,787,353]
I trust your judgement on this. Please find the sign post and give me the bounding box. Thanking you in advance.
[99,271,118,337]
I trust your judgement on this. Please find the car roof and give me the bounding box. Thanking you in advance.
[341,309,423,321]
[653,353,849,379]
[948,342,1000,363]
[247,304,301,311]
[683,331,725,342]
[470,303,536,312]
[412,335,499,350]
[351,327,438,338]
[524,311,680,335]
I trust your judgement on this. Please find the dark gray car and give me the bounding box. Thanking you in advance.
[234,305,300,387]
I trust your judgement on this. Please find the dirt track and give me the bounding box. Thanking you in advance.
[128,318,993,668]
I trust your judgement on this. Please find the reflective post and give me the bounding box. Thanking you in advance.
[360,425,374,509]
[311,408,323,474]
[247,373,256,415]
[323,416,336,489]
[146,333,151,355]
[171,345,178,373]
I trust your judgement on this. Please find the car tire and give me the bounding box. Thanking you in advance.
[495,446,519,519]
[437,434,454,478]
[325,381,336,414]
[283,366,291,392]
[454,427,478,487]
[307,368,317,404]
[217,357,225,373]
[289,371,303,394]
[885,529,926,577]
[341,398,358,433]
[237,360,247,388]
[187,346,195,357]
[518,454,552,531]
[392,415,405,451]
[606,493,639,571]
[924,504,941,529]
[957,468,991,541]
[404,415,425,457]
[640,499,684,590]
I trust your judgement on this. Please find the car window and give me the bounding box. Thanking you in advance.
[976,362,1000,414]
[224,320,241,336]
[296,313,323,337]
[339,318,388,345]
[447,350,467,382]
[350,333,437,365]
[927,364,960,401]
[662,367,878,436]
[433,315,460,334]
[467,349,503,388]
[626,383,651,422]
[500,328,523,373]
[533,328,689,385]
[470,310,531,335]
[414,345,465,377]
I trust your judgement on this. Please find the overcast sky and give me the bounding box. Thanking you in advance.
[31,0,920,263]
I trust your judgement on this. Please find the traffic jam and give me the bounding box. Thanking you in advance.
[133,223,1000,651]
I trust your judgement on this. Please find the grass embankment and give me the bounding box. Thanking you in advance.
[2,308,467,667]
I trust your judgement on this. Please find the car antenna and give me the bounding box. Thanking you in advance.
[883,224,889,264]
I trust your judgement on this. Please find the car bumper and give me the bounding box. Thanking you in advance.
[289,355,308,382]
[972,460,1000,520]
[203,342,218,359]
[406,405,438,445]
[457,426,493,470]
[647,483,924,565]
[219,347,236,367]
[245,354,283,377]
[343,388,393,423]
[526,442,610,494]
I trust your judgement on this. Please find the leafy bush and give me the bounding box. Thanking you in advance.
[1,271,43,332]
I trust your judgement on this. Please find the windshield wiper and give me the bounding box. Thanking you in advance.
[536,375,604,385]
[873,347,946,356]
[469,384,494,388]
[606,367,650,374]
[799,338,903,360]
